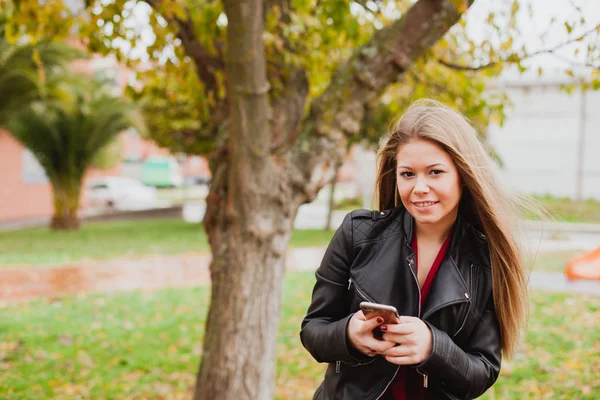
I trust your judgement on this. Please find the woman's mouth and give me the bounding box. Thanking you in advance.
[412,201,438,210]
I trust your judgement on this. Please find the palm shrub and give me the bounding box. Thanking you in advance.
[0,12,81,126]
[8,78,145,230]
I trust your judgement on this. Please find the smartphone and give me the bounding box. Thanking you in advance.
[360,301,400,323]
[359,301,400,340]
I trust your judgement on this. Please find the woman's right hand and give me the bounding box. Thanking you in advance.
[347,311,397,357]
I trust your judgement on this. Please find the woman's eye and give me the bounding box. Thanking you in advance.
[430,169,444,175]
[399,171,414,178]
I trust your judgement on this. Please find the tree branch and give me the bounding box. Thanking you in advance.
[143,0,224,87]
[352,0,387,14]
[264,0,292,23]
[438,25,599,71]
[142,0,228,136]
[288,0,470,204]
[262,0,310,154]
[551,52,600,71]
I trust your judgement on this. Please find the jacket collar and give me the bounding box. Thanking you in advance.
[398,208,471,319]
[399,206,465,262]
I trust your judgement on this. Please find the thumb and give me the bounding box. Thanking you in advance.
[364,315,385,330]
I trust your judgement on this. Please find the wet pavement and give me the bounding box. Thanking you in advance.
[0,254,211,304]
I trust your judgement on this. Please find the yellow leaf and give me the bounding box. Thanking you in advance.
[565,21,573,34]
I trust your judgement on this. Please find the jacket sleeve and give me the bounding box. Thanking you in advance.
[299,212,372,364]
[416,299,502,399]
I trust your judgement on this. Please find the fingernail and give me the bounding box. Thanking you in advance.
[376,317,383,324]
[380,325,388,331]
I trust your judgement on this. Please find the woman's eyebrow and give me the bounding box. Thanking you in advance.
[398,163,446,169]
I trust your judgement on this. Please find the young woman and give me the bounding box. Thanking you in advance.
[300,99,528,400]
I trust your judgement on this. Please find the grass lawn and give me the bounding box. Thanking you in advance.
[0,271,598,399]
[0,219,335,266]
[525,196,600,224]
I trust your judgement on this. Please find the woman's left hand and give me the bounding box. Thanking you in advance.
[380,316,433,365]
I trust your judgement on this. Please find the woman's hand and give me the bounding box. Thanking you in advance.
[380,316,433,365]
[347,311,397,357]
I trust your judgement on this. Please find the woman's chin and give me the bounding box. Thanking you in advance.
[409,208,440,224]
[414,216,441,225]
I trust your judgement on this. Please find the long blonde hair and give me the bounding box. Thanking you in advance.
[375,99,528,357]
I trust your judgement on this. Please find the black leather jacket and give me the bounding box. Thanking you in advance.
[300,207,502,400]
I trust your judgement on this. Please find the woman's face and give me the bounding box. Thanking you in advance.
[395,139,462,227]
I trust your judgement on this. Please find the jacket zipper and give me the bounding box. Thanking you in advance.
[348,278,376,303]
[452,263,474,339]
[339,278,377,372]
[407,255,429,389]
[407,255,421,318]
[371,255,420,400]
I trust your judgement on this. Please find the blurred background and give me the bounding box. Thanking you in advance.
[0,0,599,399]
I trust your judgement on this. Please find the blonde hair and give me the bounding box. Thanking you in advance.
[375,99,528,357]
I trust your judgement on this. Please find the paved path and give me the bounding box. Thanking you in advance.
[529,271,600,296]
[0,246,599,305]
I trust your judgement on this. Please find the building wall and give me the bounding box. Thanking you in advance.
[0,130,54,221]
[0,126,212,223]
[488,85,600,200]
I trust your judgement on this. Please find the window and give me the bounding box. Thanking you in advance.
[22,150,49,184]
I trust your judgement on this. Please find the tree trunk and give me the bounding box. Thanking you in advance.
[51,183,81,230]
[194,1,291,399]
[325,162,341,231]
[194,191,294,399]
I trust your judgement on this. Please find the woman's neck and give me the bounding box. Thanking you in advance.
[414,212,457,245]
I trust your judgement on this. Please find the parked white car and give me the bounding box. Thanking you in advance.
[85,176,158,210]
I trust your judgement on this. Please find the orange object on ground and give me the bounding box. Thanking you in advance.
[565,247,600,281]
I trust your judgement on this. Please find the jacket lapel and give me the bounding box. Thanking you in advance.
[421,256,470,320]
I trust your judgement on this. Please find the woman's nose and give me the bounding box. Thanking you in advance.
[413,176,430,194]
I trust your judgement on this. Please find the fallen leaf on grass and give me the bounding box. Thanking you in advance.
[153,382,174,396]
[0,340,24,362]
[122,371,144,381]
[0,361,13,370]
[56,382,90,397]
[77,350,95,368]
[58,335,73,346]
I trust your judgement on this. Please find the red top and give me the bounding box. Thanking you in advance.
[390,232,452,400]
